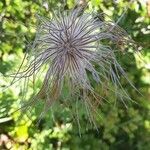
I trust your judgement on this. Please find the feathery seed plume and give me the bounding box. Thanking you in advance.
[9,8,137,126]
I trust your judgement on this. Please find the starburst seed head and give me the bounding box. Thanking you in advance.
[10,8,136,124]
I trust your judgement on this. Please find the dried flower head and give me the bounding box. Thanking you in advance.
[9,8,137,126]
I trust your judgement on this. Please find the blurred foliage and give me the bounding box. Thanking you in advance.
[0,0,150,149]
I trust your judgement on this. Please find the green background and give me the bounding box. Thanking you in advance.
[0,0,150,149]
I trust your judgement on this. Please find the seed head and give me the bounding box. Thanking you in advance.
[10,8,137,126]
